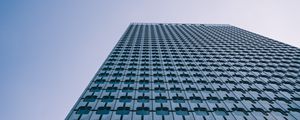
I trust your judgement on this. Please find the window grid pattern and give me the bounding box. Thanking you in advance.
[66,23,300,120]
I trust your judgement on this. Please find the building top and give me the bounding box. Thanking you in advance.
[130,22,231,26]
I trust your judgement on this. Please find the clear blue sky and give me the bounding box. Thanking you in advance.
[0,0,299,119]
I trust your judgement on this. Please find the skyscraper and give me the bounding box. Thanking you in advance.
[66,23,300,120]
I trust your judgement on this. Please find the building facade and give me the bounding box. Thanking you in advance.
[66,23,300,120]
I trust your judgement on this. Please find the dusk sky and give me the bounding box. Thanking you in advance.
[1,0,299,119]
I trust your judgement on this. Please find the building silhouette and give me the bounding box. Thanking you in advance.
[66,23,300,120]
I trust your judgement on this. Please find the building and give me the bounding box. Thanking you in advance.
[66,23,300,120]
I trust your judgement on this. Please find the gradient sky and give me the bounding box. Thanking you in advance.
[1,0,300,120]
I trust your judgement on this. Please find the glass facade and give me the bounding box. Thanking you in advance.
[66,23,300,120]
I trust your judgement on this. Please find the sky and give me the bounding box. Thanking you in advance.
[0,0,299,120]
